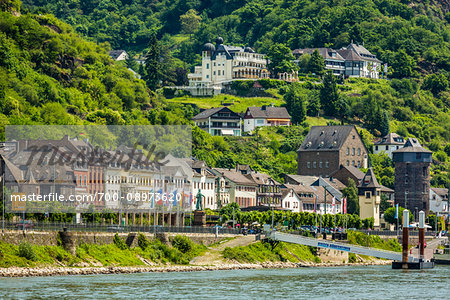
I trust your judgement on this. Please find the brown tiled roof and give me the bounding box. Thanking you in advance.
[431,188,448,199]
[381,185,394,193]
[298,125,356,152]
[245,172,280,185]
[213,168,257,185]
[330,165,365,181]
[323,177,346,191]
[309,186,338,204]
[285,174,318,186]
[245,106,291,119]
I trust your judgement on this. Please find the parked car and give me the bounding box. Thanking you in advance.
[15,220,34,229]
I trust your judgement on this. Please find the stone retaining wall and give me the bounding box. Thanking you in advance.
[0,230,231,247]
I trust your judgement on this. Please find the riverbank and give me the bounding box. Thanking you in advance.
[0,260,392,277]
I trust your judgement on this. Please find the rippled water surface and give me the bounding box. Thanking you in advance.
[0,265,449,299]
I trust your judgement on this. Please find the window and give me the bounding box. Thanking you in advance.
[352,148,355,156]
[346,160,349,166]
[347,147,350,155]
[352,160,355,166]
[213,71,216,75]
[307,162,311,168]
[375,146,378,151]
[353,135,355,139]
[206,63,209,69]
[357,161,361,168]
[377,191,380,196]
[313,161,317,168]
[416,153,422,159]
[385,146,389,151]
[423,184,427,193]
[325,161,329,168]
[365,192,371,199]
[423,167,427,177]
[319,161,323,168]
[206,75,209,79]
[357,148,361,155]
[423,202,427,209]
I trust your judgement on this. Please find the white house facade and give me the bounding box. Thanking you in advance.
[243,106,291,133]
[281,188,302,213]
[373,133,405,159]
[187,37,269,96]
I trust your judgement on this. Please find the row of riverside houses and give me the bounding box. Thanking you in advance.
[184,38,382,96]
[192,106,292,136]
[1,127,447,227]
[0,136,194,226]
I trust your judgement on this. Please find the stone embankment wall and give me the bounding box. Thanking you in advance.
[0,230,230,248]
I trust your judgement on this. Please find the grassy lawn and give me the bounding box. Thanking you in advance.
[168,95,284,113]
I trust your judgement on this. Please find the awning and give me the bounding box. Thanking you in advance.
[221,129,234,135]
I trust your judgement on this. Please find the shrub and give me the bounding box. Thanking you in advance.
[113,233,128,250]
[137,233,150,250]
[171,235,193,253]
[18,242,37,261]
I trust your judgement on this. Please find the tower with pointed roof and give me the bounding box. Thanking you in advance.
[358,168,382,227]
[393,138,432,220]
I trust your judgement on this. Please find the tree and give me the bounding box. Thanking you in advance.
[297,53,311,73]
[180,9,201,38]
[309,50,325,75]
[144,35,162,91]
[384,206,413,225]
[307,90,320,117]
[0,0,21,12]
[391,50,415,78]
[284,83,306,124]
[266,43,297,78]
[125,54,138,72]
[342,178,359,215]
[319,71,339,116]
[423,73,449,96]
[379,110,390,137]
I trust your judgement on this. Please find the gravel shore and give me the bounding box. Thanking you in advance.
[0,261,391,277]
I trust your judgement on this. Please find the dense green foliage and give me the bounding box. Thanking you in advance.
[383,206,413,224]
[0,235,206,267]
[222,241,319,263]
[218,204,371,229]
[0,1,448,189]
[347,231,401,252]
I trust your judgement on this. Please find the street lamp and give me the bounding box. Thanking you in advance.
[269,179,274,229]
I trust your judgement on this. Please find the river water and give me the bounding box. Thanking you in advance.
[0,265,449,299]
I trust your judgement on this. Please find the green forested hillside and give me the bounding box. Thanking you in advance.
[0,1,449,187]
[0,8,195,138]
[22,0,450,76]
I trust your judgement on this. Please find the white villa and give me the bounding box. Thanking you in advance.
[293,43,382,79]
[187,37,269,96]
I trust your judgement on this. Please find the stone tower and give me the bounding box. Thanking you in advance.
[393,138,432,221]
[358,168,381,228]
